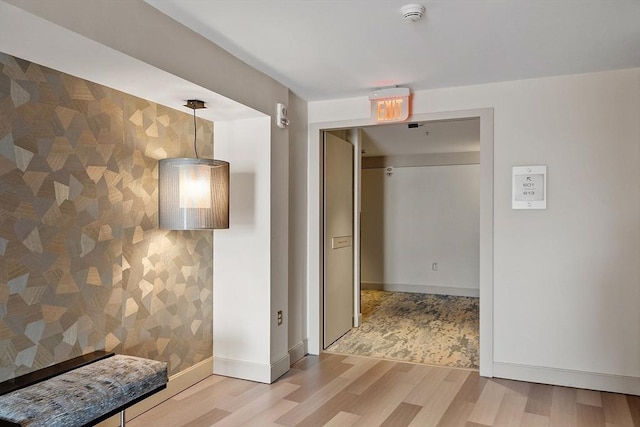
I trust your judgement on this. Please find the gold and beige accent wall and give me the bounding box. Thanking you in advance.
[0,52,213,381]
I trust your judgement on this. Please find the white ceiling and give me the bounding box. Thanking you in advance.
[361,118,480,157]
[146,0,640,101]
[5,1,637,157]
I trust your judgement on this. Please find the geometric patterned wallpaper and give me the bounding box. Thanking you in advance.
[0,52,213,381]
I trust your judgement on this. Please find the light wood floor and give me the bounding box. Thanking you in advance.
[129,353,640,427]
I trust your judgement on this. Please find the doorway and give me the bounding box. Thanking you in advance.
[324,118,481,369]
[309,108,494,377]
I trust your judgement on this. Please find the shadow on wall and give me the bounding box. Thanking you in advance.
[229,173,255,226]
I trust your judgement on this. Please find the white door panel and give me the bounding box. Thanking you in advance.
[323,132,354,348]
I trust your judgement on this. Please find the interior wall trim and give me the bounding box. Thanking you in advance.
[361,282,480,298]
[493,362,640,396]
[271,354,291,383]
[289,339,308,365]
[307,107,494,379]
[96,357,213,426]
[213,354,291,385]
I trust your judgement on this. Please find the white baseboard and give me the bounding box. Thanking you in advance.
[271,353,291,383]
[289,339,308,364]
[361,281,479,298]
[97,357,213,426]
[213,354,291,384]
[493,362,640,396]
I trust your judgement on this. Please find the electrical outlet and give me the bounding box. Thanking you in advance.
[432,263,438,271]
[277,310,283,326]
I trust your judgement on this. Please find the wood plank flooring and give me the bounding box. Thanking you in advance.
[128,353,640,427]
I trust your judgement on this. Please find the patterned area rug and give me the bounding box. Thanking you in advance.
[325,290,479,369]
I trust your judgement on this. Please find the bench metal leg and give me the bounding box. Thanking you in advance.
[120,410,125,427]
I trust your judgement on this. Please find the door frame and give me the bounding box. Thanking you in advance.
[307,108,495,377]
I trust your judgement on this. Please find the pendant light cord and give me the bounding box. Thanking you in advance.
[193,107,199,159]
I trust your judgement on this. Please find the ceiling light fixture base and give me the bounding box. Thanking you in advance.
[184,99,206,110]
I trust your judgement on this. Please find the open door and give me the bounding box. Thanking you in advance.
[323,132,354,348]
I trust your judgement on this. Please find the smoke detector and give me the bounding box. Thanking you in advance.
[401,4,425,22]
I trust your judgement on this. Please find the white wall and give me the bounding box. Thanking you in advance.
[213,117,282,383]
[287,92,309,362]
[269,109,290,378]
[309,68,640,394]
[361,164,480,296]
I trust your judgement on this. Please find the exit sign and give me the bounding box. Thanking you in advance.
[369,87,410,123]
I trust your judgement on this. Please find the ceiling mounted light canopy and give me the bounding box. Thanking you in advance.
[159,100,229,230]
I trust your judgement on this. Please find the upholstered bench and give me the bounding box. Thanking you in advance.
[0,351,167,427]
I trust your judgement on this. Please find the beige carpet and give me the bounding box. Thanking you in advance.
[325,290,479,369]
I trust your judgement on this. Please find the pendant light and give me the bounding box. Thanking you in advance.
[158,100,229,230]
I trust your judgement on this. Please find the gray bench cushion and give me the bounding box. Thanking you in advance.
[0,355,167,427]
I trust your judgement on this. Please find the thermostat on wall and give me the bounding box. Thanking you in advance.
[512,165,547,209]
